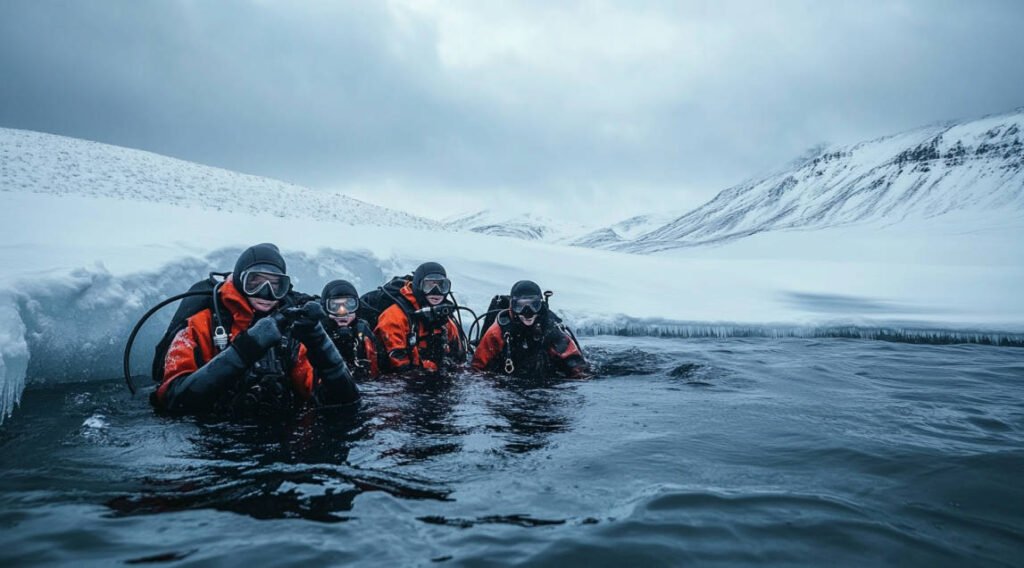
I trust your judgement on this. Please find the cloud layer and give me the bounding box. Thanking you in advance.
[2,0,1023,222]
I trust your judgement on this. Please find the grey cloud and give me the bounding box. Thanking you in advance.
[1,0,1023,218]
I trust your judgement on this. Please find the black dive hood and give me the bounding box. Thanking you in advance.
[412,261,447,306]
[232,243,287,294]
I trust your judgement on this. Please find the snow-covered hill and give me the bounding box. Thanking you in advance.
[585,109,1024,253]
[0,127,441,230]
[444,210,591,243]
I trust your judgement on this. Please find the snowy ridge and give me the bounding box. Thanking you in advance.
[444,209,591,243]
[0,127,441,230]
[591,109,1024,252]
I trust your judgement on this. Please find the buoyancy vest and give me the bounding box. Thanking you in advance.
[473,309,585,378]
[494,311,554,376]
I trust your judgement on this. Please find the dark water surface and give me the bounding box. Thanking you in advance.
[1,337,1023,567]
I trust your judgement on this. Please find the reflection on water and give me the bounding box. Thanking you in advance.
[486,374,575,454]
[105,409,456,523]
[1,337,1023,566]
[104,367,593,524]
[372,375,465,465]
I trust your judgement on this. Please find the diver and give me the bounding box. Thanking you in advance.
[472,280,588,378]
[374,261,467,374]
[320,279,380,379]
[152,243,360,418]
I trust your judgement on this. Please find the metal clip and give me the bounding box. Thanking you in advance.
[504,358,515,374]
[213,325,229,351]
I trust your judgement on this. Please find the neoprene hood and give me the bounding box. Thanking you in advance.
[232,243,287,293]
[322,279,359,301]
[412,262,447,304]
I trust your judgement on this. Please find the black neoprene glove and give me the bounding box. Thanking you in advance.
[543,322,570,352]
[291,307,359,405]
[231,316,285,366]
[290,301,329,342]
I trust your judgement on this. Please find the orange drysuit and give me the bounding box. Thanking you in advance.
[374,283,465,373]
[155,279,315,406]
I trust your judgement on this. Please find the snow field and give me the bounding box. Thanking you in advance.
[2,191,1022,421]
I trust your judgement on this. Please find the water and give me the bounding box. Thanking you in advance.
[1,337,1022,566]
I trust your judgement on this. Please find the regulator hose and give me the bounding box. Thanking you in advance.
[468,309,504,347]
[452,305,478,329]
[451,304,477,351]
[122,290,211,395]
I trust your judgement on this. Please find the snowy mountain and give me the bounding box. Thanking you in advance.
[443,209,591,243]
[586,109,1024,253]
[0,127,441,230]
[570,213,675,248]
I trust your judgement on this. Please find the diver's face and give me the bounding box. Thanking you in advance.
[426,294,445,306]
[518,314,538,326]
[248,297,279,313]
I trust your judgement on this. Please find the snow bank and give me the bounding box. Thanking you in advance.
[0,294,29,421]
[2,225,1021,422]
[572,316,1024,347]
[5,249,388,390]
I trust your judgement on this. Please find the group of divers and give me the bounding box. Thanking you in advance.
[140,243,588,419]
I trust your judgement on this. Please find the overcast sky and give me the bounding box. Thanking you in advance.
[2,0,1023,224]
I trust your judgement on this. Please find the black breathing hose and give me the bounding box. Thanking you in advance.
[447,293,465,330]
[451,304,477,349]
[468,309,504,346]
[453,305,478,318]
[122,290,211,395]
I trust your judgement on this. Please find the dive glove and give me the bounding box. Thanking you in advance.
[543,323,571,352]
[231,316,284,366]
[290,301,329,341]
